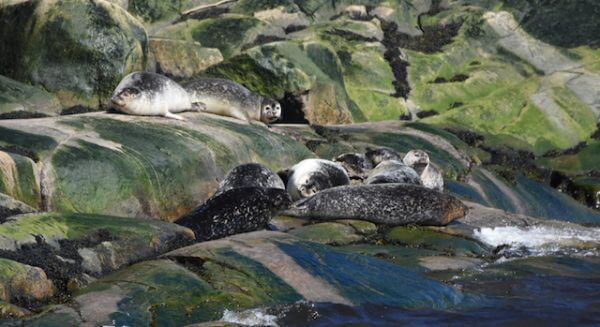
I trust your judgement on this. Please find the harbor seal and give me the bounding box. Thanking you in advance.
[215,163,284,196]
[403,150,444,192]
[333,153,373,181]
[184,78,281,124]
[176,187,291,241]
[284,183,466,226]
[365,147,403,167]
[365,160,422,185]
[110,71,204,120]
[283,159,350,201]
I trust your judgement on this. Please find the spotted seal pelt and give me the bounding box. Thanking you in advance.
[365,160,422,185]
[282,159,350,201]
[184,78,281,124]
[110,71,204,120]
[365,147,403,167]
[176,187,291,241]
[333,153,373,182]
[403,150,444,191]
[284,184,466,226]
[215,163,284,196]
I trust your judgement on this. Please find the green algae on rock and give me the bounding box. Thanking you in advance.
[0,0,147,108]
[0,75,62,119]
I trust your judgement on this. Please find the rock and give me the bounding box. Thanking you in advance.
[0,151,39,210]
[0,193,36,223]
[285,184,467,226]
[148,38,223,79]
[253,6,309,32]
[0,0,147,107]
[0,212,194,292]
[418,256,484,271]
[0,258,54,305]
[0,75,62,119]
[0,113,313,219]
[0,301,29,319]
[385,226,490,257]
[269,215,308,232]
[288,222,363,245]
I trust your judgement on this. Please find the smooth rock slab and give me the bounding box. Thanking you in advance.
[0,112,313,220]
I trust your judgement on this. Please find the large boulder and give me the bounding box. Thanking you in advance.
[0,0,147,108]
[147,38,223,79]
[0,112,314,220]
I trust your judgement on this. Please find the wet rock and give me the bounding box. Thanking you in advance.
[0,0,147,107]
[385,226,490,257]
[0,193,36,223]
[288,222,363,245]
[0,212,194,294]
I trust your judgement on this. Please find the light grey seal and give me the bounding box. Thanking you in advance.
[365,147,403,167]
[110,71,204,120]
[283,159,350,201]
[333,153,373,181]
[284,183,467,226]
[215,163,285,196]
[176,187,291,241]
[366,160,422,185]
[184,78,281,124]
[403,150,444,192]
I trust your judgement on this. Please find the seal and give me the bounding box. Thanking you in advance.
[110,71,204,120]
[365,160,422,185]
[365,147,402,167]
[403,150,444,191]
[184,78,281,124]
[333,153,373,182]
[176,187,291,241]
[283,159,350,201]
[215,163,284,196]
[284,183,466,226]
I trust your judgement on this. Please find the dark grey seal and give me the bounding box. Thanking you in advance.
[333,153,373,181]
[365,147,402,167]
[215,163,285,196]
[366,160,422,185]
[284,183,466,226]
[176,187,291,241]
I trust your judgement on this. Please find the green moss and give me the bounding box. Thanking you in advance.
[0,258,28,280]
[128,0,180,23]
[0,126,57,159]
[10,153,39,207]
[385,226,490,257]
[536,141,600,174]
[288,222,363,245]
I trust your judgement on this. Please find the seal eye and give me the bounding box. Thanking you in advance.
[265,105,272,112]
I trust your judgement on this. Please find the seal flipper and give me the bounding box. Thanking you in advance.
[164,111,186,120]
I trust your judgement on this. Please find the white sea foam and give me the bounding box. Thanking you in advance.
[474,226,600,256]
[222,308,279,326]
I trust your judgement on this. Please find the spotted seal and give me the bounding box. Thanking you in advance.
[184,78,281,124]
[284,183,466,226]
[215,163,284,196]
[365,147,403,167]
[110,71,204,120]
[365,160,422,185]
[403,150,444,191]
[176,187,291,241]
[333,153,373,182]
[282,159,350,201]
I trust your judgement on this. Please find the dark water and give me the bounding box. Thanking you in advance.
[274,256,600,326]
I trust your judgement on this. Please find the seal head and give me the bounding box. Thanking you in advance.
[285,159,350,201]
[215,163,285,196]
[260,97,282,123]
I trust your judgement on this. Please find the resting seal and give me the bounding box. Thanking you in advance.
[184,78,281,124]
[215,163,284,196]
[110,71,204,120]
[366,160,421,185]
[365,147,403,167]
[283,159,350,201]
[176,187,291,241]
[285,184,466,226]
[333,153,373,181]
[403,150,444,191]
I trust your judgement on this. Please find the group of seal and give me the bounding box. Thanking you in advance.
[110,71,282,124]
[176,149,461,241]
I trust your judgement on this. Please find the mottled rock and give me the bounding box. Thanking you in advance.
[148,38,223,79]
[0,75,62,119]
